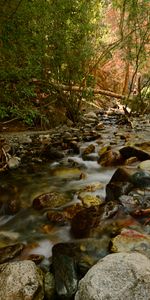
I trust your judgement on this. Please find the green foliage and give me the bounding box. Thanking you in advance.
[0,106,9,120]
[48,0,105,84]
[1,0,107,124]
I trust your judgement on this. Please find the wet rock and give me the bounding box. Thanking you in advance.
[52,237,110,298]
[22,254,45,265]
[119,195,141,213]
[106,167,133,201]
[39,134,51,144]
[106,181,133,201]
[84,112,98,119]
[69,141,80,154]
[131,208,150,226]
[0,260,44,300]
[98,147,122,166]
[124,156,138,165]
[78,194,103,208]
[63,203,84,220]
[82,132,101,142]
[62,131,72,141]
[82,153,99,161]
[76,237,110,274]
[7,156,21,169]
[71,202,120,238]
[130,170,150,188]
[71,205,103,238]
[82,144,95,157]
[0,197,20,215]
[108,167,132,183]
[52,244,78,299]
[32,192,70,210]
[47,210,68,225]
[19,135,32,144]
[106,168,150,202]
[91,215,138,239]
[95,122,104,130]
[51,167,82,179]
[0,243,24,264]
[0,231,20,247]
[75,252,150,300]
[139,160,150,171]
[41,145,65,160]
[119,146,150,161]
[128,188,150,209]
[111,228,150,259]
[44,272,55,300]
[135,141,150,153]
[78,182,104,193]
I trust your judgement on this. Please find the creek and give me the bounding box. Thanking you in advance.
[0,111,149,268]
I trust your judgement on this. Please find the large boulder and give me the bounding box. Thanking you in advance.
[0,260,44,300]
[75,252,150,300]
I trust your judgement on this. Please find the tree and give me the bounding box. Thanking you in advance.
[46,0,107,121]
[112,0,150,113]
[0,0,107,124]
[0,0,52,125]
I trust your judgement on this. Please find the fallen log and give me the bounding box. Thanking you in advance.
[53,83,126,100]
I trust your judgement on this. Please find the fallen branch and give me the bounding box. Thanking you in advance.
[53,83,126,100]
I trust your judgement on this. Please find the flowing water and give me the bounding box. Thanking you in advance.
[0,112,149,267]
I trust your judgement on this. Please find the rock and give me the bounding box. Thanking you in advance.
[98,147,122,166]
[19,135,32,144]
[71,205,103,238]
[95,122,104,130]
[130,170,150,188]
[78,182,104,194]
[52,244,78,298]
[41,145,65,160]
[119,195,141,213]
[111,228,150,258]
[0,231,20,247]
[0,243,24,264]
[0,260,44,300]
[139,160,150,171]
[82,144,95,157]
[32,192,70,210]
[71,202,120,238]
[78,194,103,208]
[124,156,138,165]
[84,112,98,119]
[119,146,150,161]
[106,167,150,202]
[44,272,55,300]
[22,254,45,265]
[52,237,110,297]
[76,237,110,274]
[106,167,133,201]
[7,156,21,169]
[39,134,51,144]
[69,140,80,154]
[106,180,134,201]
[135,141,150,153]
[62,203,83,220]
[75,252,150,300]
[47,210,68,225]
[82,132,100,142]
[51,167,82,179]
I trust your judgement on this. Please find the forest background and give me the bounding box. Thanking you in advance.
[0,0,150,128]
